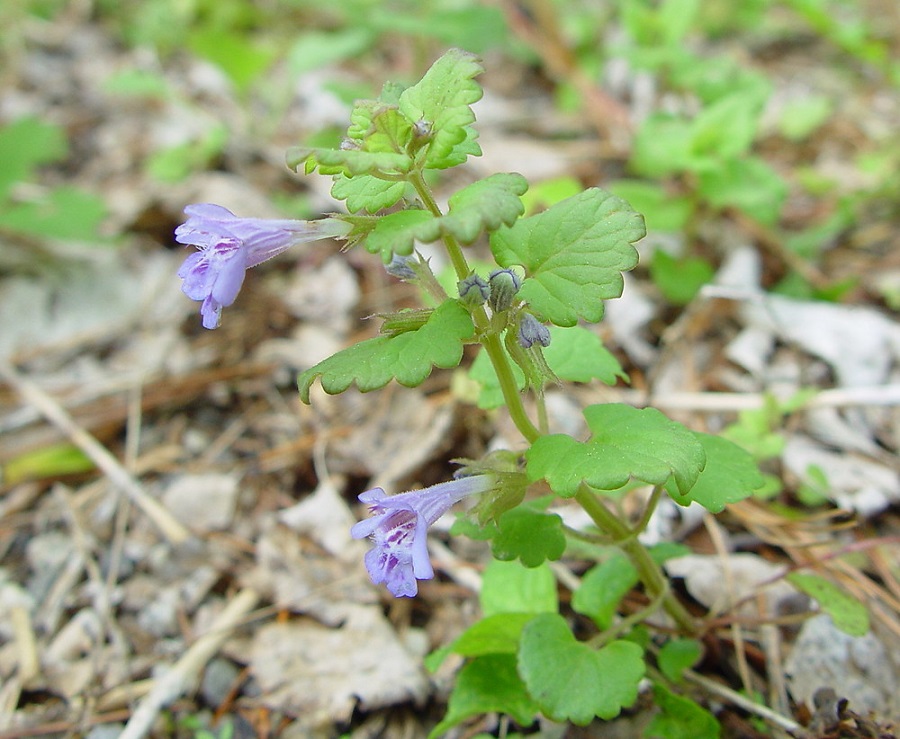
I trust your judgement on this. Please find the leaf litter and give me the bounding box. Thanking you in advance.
[0,6,898,738]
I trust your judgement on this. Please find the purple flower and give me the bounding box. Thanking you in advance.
[351,475,494,597]
[175,203,348,329]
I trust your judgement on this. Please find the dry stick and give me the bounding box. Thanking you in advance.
[703,514,754,697]
[119,588,259,739]
[618,384,900,412]
[0,361,190,545]
[683,668,805,735]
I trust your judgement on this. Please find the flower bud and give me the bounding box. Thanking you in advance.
[385,254,417,281]
[457,273,490,307]
[517,313,551,348]
[487,269,522,313]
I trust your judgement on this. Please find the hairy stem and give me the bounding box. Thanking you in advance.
[575,485,698,635]
[410,170,541,443]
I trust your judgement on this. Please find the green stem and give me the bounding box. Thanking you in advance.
[632,484,665,537]
[409,170,541,443]
[575,485,697,635]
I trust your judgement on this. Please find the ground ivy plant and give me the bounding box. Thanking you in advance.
[174,49,767,735]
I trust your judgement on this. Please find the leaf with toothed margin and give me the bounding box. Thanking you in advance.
[298,300,474,402]
[525,404,706,498]
[490,188,644,327]
[399,48,484,169]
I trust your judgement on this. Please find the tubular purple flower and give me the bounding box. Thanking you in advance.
[351,474,494,597]
[175,203,348,329]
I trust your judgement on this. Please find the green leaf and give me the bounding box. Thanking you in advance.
[286,145,412,177]
[0,186,107,242]
[519,614,645,724]
[644,683,720,739]
[607,180,692,232]
[544,325,629,385]
[670,433,764,512]
[492,508,565,567]
[187,29,277,93]
[440,172,527,243]
[398,48,484,169]
[286,28,373,76]
[697,156,787,225]
[430,655,538,738]
[363,209,435,261]
[346,103,414,154]
[778,94,832,141]
[689,92,763,162]
[468,325,628,409]
[650,250,715,306]
[450,613,536,657]
[572,552,640,629]
[490,188,643,327]
[361,173,527,259]
[787,573,870,637]
[297,300,474,402]
[526,404,706,498]
[630,115,695,178]
[657,639,703,683]
[480,560,558,617]
[0,117,67,198]
[3,442,95,484]
[330,174,408,213]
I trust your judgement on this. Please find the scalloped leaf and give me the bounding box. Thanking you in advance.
[330,174,408,214]
[525,404,706,497]
[298,300,474,402]
[362,173,527,260]
[490,188,644,327]
[543,325,629,385]
[572,552,639,629]
[364,209,435,261]
[492,508,565,567]
[398,48,484,169]
[667,432,764,512]
[442,172,527,242]
[346,102,413,153]
[430,655,538,738]
[285,145,411,177]
[519,614,645,724]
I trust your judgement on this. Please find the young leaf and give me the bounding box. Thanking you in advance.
[398,48,484,169]
[297,300,474,402]
[572,552,640,629]
[0,117,67,198]
[0,186,107,243]
[440,172,527,243]
[330,174,407,213]
[346,102,414,154]
[645,683,721,739]
[480,560,558,616]
[492,508,566,567]
[467,325,627,409]
[526,404,706,498]
[787,573,870,637]
[519,614,645,724]
[430,655,538,738]
[668,433,764,512]
[490,189,644,327]
[450,613,536,657]
[363,173,527,260]
[543,325,629,385]
[364,209,435,261]
[286,145,411,178]
[650,250,714,306]
[657,638,703,683]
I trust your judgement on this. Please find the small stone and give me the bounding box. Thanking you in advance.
[201,657,241,708]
